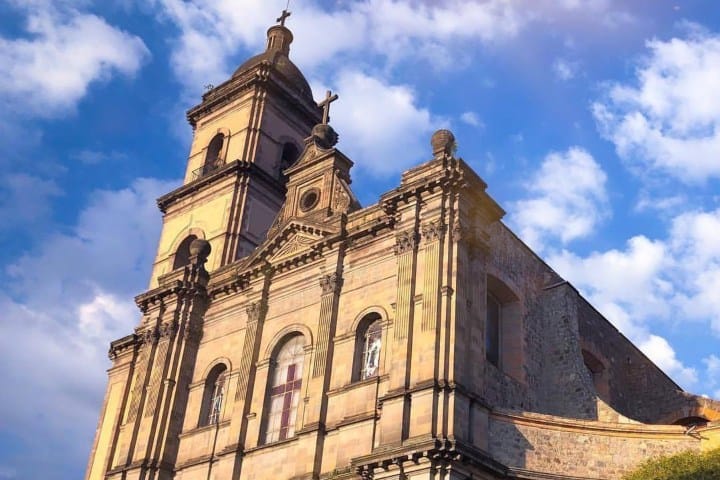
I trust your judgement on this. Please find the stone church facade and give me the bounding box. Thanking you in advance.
[85,14,720,480]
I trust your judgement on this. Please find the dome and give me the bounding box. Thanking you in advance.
[232,50,312,100]
[232,25,312,101]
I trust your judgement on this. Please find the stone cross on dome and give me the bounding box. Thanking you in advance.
[318,90,339,125]
[276,8,291,26]
[310,90,340,148]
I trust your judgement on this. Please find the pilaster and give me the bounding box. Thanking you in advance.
[107,247,211,480]
[306,251,345,478]
[379,218,420,446]
[225,269,272,479]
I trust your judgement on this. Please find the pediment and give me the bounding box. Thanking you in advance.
[245,219,339,269]
[268,232,319,262]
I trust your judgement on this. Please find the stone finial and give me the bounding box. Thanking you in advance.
[312,123,339,149]
[431,129,456,157]
[189,238,211,264]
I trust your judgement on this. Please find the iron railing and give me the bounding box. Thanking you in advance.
[191,158,225,180]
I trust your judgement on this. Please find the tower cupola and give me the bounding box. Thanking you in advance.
[230,9,312,100]
[266,24,293,55]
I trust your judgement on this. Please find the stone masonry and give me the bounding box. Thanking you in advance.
[85,11,720,480]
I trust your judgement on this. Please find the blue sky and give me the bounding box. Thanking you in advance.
[1,0,720,478]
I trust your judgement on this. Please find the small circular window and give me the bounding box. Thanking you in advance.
[299,188,320,212]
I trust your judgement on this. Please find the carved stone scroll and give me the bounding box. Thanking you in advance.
[394,229,419,255]
[421,220,446,243]
[319,272,342,295]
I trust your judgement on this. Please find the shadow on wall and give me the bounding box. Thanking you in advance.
[487,410,704,479]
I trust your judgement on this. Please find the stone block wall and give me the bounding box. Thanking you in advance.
[534,283,600,420]
[577,293,692,423]
[488,410,701,479]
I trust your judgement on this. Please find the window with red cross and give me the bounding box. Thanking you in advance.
[264,335,305,443]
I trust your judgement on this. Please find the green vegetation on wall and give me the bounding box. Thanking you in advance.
[623,447,720,480]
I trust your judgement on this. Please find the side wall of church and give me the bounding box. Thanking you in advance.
[487,410,701,480]
[478,222,707,425]
[577,294,715,424]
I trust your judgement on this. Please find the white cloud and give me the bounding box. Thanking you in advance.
[544,207,720,389]
[668,209,720,335]
[0,177,175,479]
[6,178,176,306]
[593,26,720,183]
[0,174,62,231]
[553,58,579,81]
[153,0,635,96]
[638,335,698,387]
[510,147,609,251]
[704,354,720,377]
[549,207,720,339]
[70,149,128,165]
[154,0,526,92]
[321,70,439,176]
[0,3,149,117]
[460,111,484,128]
[634,191,686,213]
[549,236,668,336]
[0,290,135,478]
[548,238,699,389]
[704,354,720,397]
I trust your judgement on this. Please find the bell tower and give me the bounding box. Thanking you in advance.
[150,12,321,286]
[84,11,324,480]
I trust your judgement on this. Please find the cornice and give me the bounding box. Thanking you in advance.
[379,155,504,222]
[490,408,691,438]
[186,63,321,128]
[108,333,136,360]
[156,160,285,214]
[202,157,504,301]
[351,437,508,479]
[134,278,208,314]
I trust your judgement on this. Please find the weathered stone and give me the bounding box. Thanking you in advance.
[85,9,720,480]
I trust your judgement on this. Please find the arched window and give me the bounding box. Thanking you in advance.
[485,275,523,381]
[199,364,227,427]
[173,234,198,270]
[278,142,299,182]
[354,313,383,381]
[582,349,611,399]
[263,334,305,444]
[486,293,501,367]
[204,133,225,173]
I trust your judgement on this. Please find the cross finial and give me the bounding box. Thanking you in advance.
[318,90,339,125]
[276,9,291,26]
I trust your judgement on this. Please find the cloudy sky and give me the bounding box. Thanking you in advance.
[1,0,720,478]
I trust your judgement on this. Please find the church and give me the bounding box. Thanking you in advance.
[85,11,720,480]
